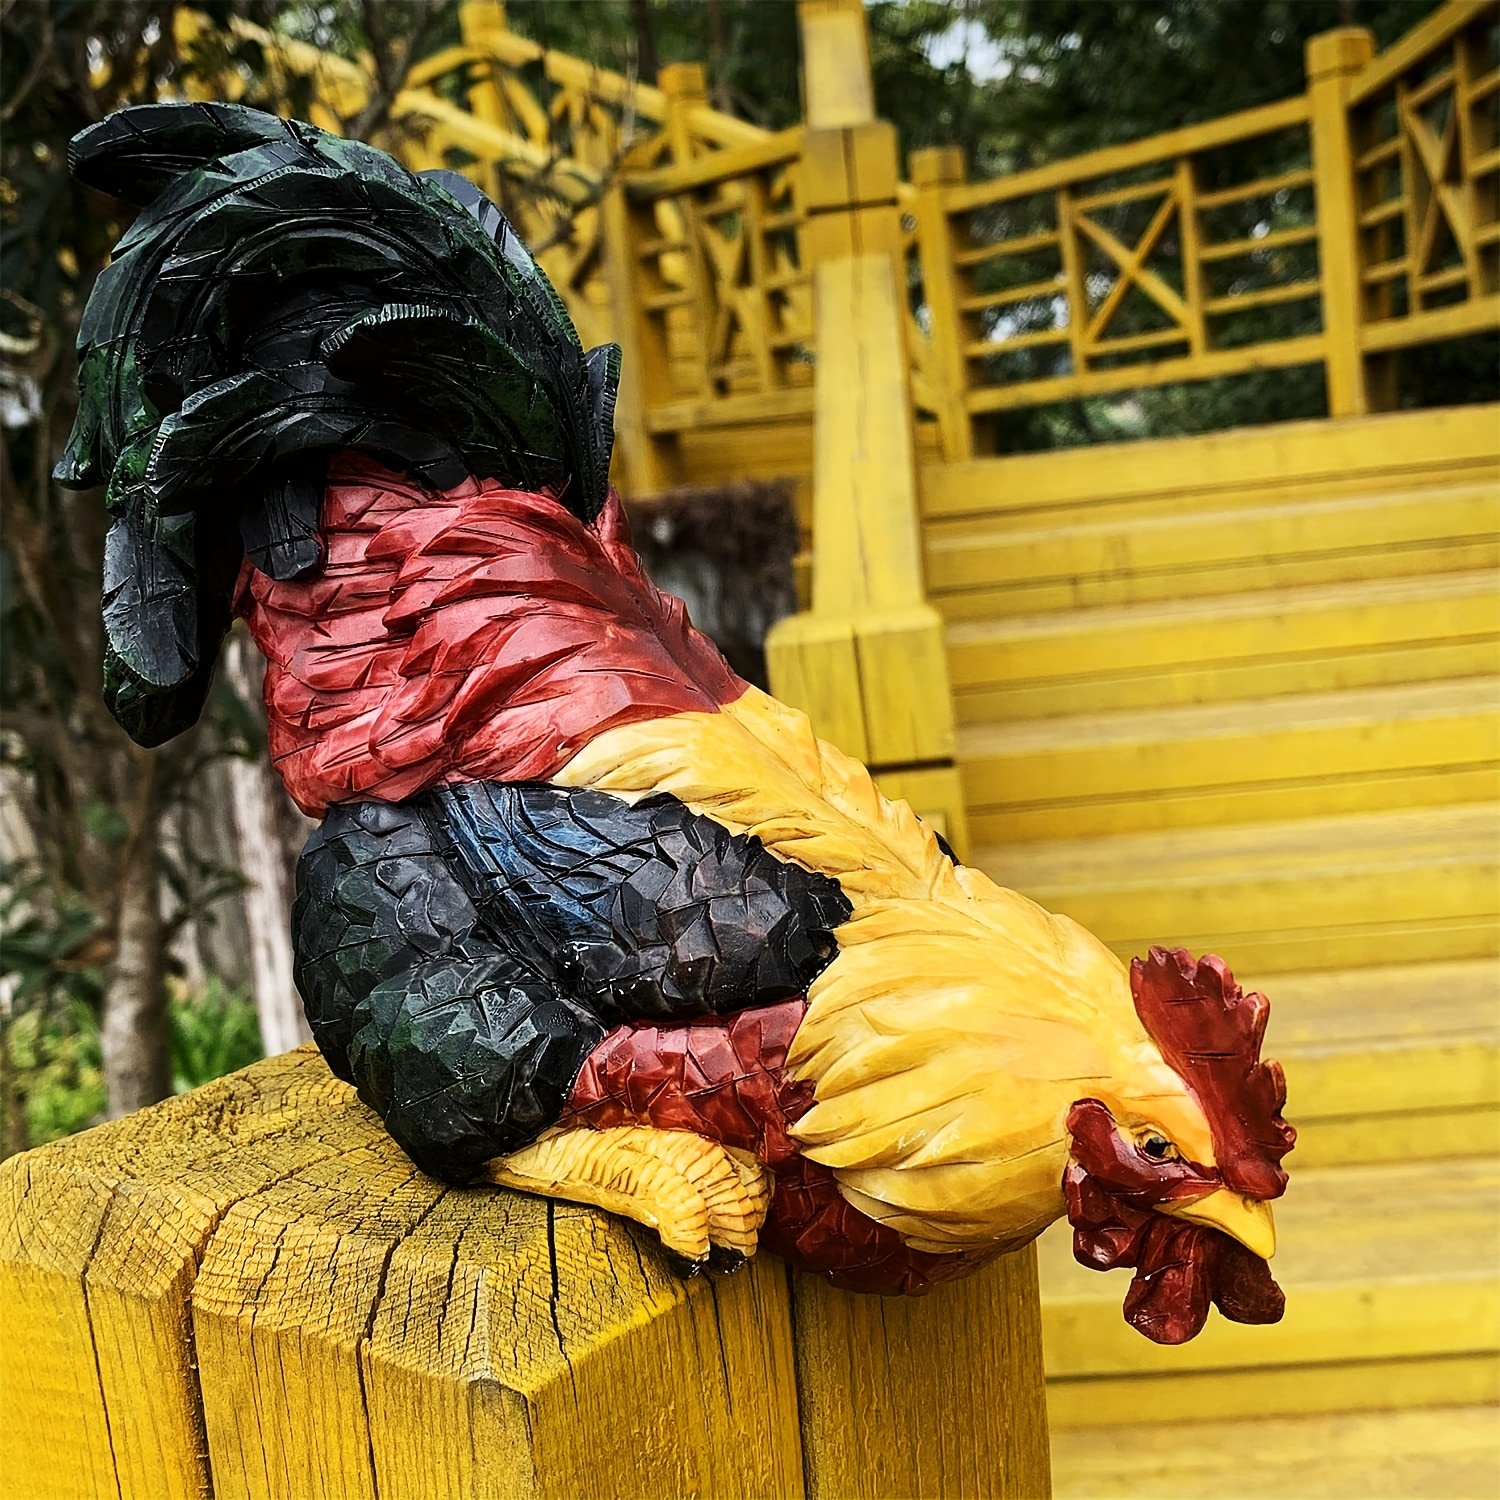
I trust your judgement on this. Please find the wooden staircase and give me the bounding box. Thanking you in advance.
[922,404,1500,1494]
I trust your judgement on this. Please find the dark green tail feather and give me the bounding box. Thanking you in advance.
[56,101,622,745]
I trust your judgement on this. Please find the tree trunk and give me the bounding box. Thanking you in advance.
[223,633,312,1056]
[630,0,659,84]
[102,777,170,1116]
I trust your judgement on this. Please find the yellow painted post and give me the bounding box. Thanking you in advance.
[910,146,975,462]
[1307,26,1378,417]
[1,1047,1051,1500]
[457,1,510,197]
[768,0,973,857]
[600,179,679,497]
[657,64,713,400]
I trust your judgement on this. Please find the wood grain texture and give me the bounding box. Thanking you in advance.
[2,1045,1051,1499]
[791,1246,1051,1500]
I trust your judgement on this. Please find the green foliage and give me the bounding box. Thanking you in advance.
[6,1000,106,1148]
[0,976,264,1157]
[167,978,264,1096]
[0,869,108,1153]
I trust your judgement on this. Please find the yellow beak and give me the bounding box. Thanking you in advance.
[1162,1188,1277,1260]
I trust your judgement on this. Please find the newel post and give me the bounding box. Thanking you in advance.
[1307,26,1377,418]
[767,0,972,859]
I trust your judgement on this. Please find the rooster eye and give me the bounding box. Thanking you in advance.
[1140,1133,1177,1161]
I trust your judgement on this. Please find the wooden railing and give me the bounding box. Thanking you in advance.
[621,126,813,433]
[1347,0,1500,353]
[910,0,1498,457]
[174,0,1496,480]
[912,94,1324,436]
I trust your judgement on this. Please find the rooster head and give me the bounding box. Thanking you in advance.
[1064,946,1296,1344]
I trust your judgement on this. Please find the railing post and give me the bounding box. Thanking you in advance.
[769,0,971,856]
[600,178,679,498]
[910,145,974,462]
[656,64,713,401]
[598,67,713,500]
[1308,26,1377,417]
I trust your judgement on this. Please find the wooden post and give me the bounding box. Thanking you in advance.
[600,178,679,498]
[0,1048,1051,1500]
[767,0,972,857]
[910,146,974,463]
[1307,26,1377,417]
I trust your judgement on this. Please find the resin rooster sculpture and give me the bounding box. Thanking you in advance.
[59,102,1295,1344]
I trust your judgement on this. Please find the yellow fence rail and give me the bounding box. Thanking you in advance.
[175,0,1498,485]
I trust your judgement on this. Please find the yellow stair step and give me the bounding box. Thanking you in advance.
[974,803,1500,975]
[1268,959,1500,1168]
[921,404,1500,525]
[959,678,1500,840]
[928,481,1499,619]
[947,570,1500,697]
[1039,1155,1500,1421]
[954,638,1499,722]
[1050,1404,1500,1498]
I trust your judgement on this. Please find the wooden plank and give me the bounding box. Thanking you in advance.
[1204,278,1320,313]
[956,679,1500,812]
[965,762,1500,843]
[1,1047,1055,1500]
[1361,293,1500,351]
[1308,27,1378,418]
[0,1165,124,1500]
[919,403,1500,519]
[958,277,1066,314]
[853,604,956,765]
[974,802,1500,967]
[1346,0,1493,106]
[962,335,1327,415]
[1050,1401,1500,1492]
[364,1198,804,1500]
[1196,167,1315,209]
[808,255,926,614]
[765,612,870,761]
[0,1050,357,1500]
[928,483,1500,576]
[947,573,1500,686]
[1194,220,1314,259]
[1292,1104,1500,1168]
[645,385,815,434]
[953,229,1059,267]
[625,128,804,202]
[908,146,974,462]
[964,327,1070,358]
[799,0,877,131]
[1199,224,1318,262]
[953,640,1499,724]
[944,96,1310,214]
[791,1250,1051,1500]
[1047,1352,1500,1428]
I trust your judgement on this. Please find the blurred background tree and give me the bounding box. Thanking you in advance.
[0,0,1452,1155]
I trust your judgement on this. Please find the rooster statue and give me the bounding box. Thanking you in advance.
[59,102,1294,1345]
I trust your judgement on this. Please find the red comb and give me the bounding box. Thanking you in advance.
[1130,947,1296,1200]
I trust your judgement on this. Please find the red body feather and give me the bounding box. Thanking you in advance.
[566,1002,995,1295]
[236,454,741,816]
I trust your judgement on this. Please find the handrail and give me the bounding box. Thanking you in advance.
[625,128,804,202]
[1347,0,1492,105]
[944,95,1310,213]
[170,0,1498,461]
